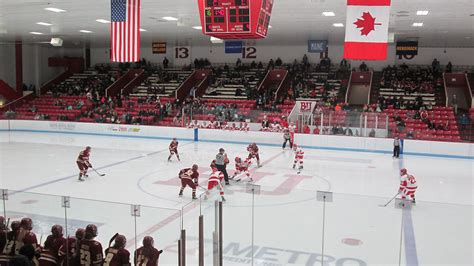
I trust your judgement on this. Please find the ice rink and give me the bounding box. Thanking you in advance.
[0,131,473,266]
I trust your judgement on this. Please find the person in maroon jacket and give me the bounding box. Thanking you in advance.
[17,218,38,251]
[39,238,58,266]
[134,236,163,266]
[0,217,7,254]
[58,228,85,266]
[79,224,103,266]
[178,164,199,200]
[104,234,130,266]
[0,221,21,265]
[45,225,66,262]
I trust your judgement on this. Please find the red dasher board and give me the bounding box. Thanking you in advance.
[197,0,273,39]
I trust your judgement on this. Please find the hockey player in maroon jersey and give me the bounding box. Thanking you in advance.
[134,236,163,266]
[0,221,21,265]
[45,225,66,262]
[167,138,180,162]
[0,217,7,254]
[17,218,38,251]
[79,224,103,266]
[247,143,261,167]
[39,238,59,266]
[77,146,92,181]
[399,168,418,203]
[58,228,85,266]
[178,164,199,200]
[104,235,130,266]
[232,157,253,182]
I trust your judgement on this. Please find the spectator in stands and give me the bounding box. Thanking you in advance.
[369,128,376,137]
[313,127,320,135]
[303,124,310,134]
[345,127,353,136]
[431,58,441,74]
[375,104,382,113]
[29,105,37,113]
[407,129,415,139]
[275,57,282,67]
[446,61,453,73]
[261,116,270,129]
[451,94,458,114]
[163,57,169,68]
[359,62,368,71]
[459,113,470,130]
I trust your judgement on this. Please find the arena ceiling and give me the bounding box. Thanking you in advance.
[0,0,473,47]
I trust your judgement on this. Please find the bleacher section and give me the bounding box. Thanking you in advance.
[293,71,343,102]
[203,68,263,100]
[386,106,460,141]
[130,69,193,97]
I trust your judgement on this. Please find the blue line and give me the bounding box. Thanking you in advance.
[398,159,419,266]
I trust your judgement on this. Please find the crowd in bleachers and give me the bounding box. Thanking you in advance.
[0,217,163,266]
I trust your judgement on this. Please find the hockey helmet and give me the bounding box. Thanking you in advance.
[85,224,98,239]
[20,217,33,230]
[114,234,127,248]
[400,168,408,175]
[51,224,64,237]
[75,228,85,240]
[143,236,154,247]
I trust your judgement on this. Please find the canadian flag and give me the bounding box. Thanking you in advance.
[344,0,391,60]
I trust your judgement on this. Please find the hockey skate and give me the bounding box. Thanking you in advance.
[78,175,85,182]
[178,191,183,197]
[292,164,296,169]
[221,196,226,202]
[248,178,254,183]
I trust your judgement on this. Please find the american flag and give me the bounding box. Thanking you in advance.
[111,0,140,62]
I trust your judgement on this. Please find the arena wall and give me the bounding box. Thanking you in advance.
[2,120,472,159]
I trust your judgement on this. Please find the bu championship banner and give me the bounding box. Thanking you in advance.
[396,41,418,55]
[344,0,391,60]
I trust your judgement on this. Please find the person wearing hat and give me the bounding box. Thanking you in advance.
[215,148,230,185]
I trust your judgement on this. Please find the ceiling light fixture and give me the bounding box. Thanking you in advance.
[416,10,429,16]
[96,19,110,24]
[412,22,423,27]
[36,22,53,26]
[333,23,344,27]
[162,16,179,21]
[79,30,93,33]
[192,26,202,30]
[139,28,147,32]
[44,7,66,13]
[30,32,44,35]
[210,36,223,44]
[322,12,335,17]
[268,25,272,28]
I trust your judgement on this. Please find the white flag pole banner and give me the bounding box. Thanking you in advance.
[343,0,391,60]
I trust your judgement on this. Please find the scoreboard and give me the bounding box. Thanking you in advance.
[197,0,273,39]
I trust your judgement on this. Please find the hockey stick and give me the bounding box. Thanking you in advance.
[379,192,400,207]
[108,233,119,248]
[91,167,106,177]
